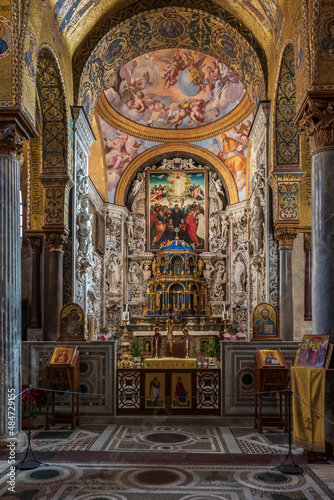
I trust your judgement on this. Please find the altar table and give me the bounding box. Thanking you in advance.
[144,357,197,369]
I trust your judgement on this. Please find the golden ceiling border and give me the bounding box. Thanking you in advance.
[115,142,239,206]
[97,92,252,143]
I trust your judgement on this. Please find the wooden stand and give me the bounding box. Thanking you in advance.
[254,350,289,433]
[46,350,80,429]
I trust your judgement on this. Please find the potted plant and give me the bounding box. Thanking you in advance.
[201,340,219,365]
[131,338,143,366]
[22,386,46,428]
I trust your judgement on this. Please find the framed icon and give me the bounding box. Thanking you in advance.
[50,346,77,365]
[252,302,279,341]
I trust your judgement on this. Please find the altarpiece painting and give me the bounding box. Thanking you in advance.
[147,170,208,251]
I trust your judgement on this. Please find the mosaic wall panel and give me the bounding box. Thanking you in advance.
[275,44,299,169]
[222,342,298,416]
[22,342,116,417]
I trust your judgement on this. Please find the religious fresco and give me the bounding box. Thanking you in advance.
[104,49,245,130]
[195,115,253,201]
[147,170,207,251]
[78,6,265,121]
[99,118,159,203]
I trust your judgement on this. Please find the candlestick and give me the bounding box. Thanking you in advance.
[155,337,158,358]
[88,317,94,341]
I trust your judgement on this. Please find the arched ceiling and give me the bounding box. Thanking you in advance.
[77,6,266,122]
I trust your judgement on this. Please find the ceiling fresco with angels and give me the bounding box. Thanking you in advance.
[78,6,265,122]
[99,113,253,205]
[104,49,245,130]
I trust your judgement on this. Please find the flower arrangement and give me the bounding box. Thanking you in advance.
[98,326,111,341]
[223,324,247,341]
[22,386,46,418]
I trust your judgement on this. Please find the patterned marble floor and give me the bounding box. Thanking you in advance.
[25,424,304,455]
[1,426,333,499]
[0,462,333,499]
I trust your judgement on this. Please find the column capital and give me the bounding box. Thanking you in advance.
[304,232,312,251]
[44,232,68,251]
[27,237,42,254]
[274,226,299,247]
[296,91,334,153]
[0,123,24,160]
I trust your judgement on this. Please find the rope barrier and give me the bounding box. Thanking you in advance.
[291,389,334,426]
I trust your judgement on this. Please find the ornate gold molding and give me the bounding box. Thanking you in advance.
[0,124,24,160]
[44,233,68,251]
[97,92,252,143]
[304,232,312,251]
[296,91,334,153]
[274,226,299,248]
[28,237,42,254]
[115,142,239,206]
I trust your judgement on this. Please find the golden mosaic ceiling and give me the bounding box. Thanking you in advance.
[49,0,285,58]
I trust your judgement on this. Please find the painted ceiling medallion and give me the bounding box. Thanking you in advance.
[103,49,246,132]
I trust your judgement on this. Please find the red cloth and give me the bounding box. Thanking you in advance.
[186,214,198,244]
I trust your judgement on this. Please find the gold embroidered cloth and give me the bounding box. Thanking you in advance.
[292,366,326,452]
[144,357,197,369]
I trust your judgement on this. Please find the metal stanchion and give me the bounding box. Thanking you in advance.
[275,387,303,475]
[16,386,44,470]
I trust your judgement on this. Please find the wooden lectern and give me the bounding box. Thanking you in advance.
[46,347,80,429]
[254,349,289,433]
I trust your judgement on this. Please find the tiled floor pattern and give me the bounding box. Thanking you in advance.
[28,425,304,455]
[0,462,333,499]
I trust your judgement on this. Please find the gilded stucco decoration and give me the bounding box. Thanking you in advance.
[114,143,238,207]
[78,7,265,122]
[275,44,299,169]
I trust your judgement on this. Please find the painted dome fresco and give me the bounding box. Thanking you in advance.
[103,48,246,130]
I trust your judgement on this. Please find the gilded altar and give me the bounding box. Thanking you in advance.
[143,239,211,318]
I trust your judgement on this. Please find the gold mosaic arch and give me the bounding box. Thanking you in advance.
[97,92,253,143]
[114,143,239,206]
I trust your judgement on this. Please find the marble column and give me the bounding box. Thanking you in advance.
[45,233,67,341]
[275,227,298,341]
[311,146,334,339]
[297,92,334,342]
[28,237,42,328]
[304,233,312,321]
[0,125,23,440]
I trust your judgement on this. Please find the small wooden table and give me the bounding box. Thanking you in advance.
[46,350,80,430]
[254,350,289,433]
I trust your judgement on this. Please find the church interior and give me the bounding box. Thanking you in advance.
[1,0,334,498]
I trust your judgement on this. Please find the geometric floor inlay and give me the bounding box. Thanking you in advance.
[1,463,333,500]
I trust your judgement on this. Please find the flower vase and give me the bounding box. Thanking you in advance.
[22,417,36,429]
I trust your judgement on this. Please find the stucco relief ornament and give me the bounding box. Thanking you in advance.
[106,254,122,294]
[234,253,246,292]
[128,261,142,299]
[213,260,227,298]
[250,196,264,255]
[211,172,225,198]
[77,198,93,272]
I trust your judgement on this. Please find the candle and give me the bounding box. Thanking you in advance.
[89,317,94,341]
[122,311,126,320]
[125,303,128,313]
[186,338,189,350]
[223,303,226,313]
